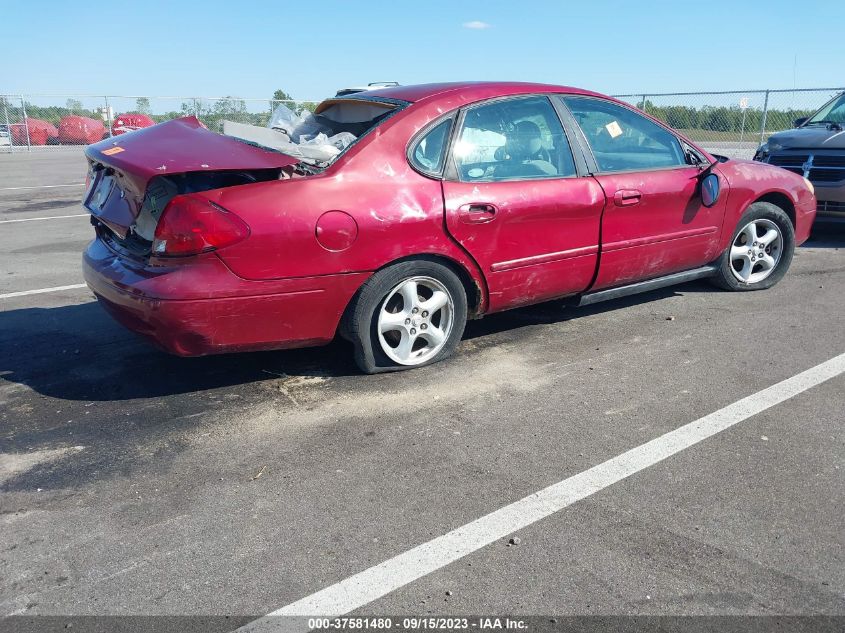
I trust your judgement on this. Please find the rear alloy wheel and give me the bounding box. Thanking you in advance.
[345,260,468,373]
[711,202,795,291]
[377,276,454,366]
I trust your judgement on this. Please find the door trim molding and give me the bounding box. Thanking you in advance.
[490,244,599,272]
[602,226,718,253]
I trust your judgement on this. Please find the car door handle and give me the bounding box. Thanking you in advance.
[458,203,498,224]
[613,189,642,207]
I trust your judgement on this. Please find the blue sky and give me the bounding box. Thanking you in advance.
[1,0,839,100]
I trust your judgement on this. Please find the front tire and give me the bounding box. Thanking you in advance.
[711,202,795,291]
[345,259,468,374]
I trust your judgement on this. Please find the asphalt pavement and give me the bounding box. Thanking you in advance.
[1,151,843,629]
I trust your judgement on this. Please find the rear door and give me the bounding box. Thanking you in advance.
[440,95,605,312]
[559,96,727,290]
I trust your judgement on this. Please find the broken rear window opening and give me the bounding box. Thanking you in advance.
[222,96,409,166]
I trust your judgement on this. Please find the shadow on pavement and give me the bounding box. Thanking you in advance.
[805,222,845,249]
[2,283,706,403]
[0,301,360,403]
[0,301,359,491]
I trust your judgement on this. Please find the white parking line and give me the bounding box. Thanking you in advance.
[0,183,85,191]
[0,284,88,299]
[240,351,845,632]
[0,214,87,224]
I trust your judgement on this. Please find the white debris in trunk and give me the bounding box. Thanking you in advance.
[222,120,345,163]
[225,99,396,164]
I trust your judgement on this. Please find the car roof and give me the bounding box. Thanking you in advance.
[354,81,605,103]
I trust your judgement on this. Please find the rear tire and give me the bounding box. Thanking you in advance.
[345,259,468,374]
[710,202,795,291]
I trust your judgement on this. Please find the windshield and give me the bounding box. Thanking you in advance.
[806,92,845,125]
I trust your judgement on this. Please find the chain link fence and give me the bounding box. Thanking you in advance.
[2,88,843,158]
[612,87,844,159]
[0,95,321,152]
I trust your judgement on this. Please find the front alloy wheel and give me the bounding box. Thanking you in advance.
[729,218,783,284]
[711,201,795,291]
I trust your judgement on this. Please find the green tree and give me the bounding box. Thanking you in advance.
[135,97,151,115]
[0,96,14,118]
[66,98,83,111]
[212,96,247,117]
[663,106,696,130]
[273,89,292,102]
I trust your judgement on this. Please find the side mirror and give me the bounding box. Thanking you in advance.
[701,173,720,208]
[794,117,808,127]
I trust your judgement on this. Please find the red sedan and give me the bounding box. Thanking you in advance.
[82,82,816,372]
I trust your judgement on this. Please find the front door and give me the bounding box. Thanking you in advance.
[442,95,605,312]
[560,96,727,290]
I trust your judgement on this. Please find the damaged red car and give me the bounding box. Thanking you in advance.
[82,82,816,373]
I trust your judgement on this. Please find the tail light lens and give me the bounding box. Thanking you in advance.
[152,194,249,257]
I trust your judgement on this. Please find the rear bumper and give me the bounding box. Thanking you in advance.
[83,238,370,356]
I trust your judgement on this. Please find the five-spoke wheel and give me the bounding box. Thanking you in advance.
[344,259,468,373]
[711,201,795,291]
[377,276,454,366]
[729,218,783,284]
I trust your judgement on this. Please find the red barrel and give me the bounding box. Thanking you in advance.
[11,118,58,145]
[58,115,106,145]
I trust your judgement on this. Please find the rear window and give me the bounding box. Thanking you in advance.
[410,118,453,176]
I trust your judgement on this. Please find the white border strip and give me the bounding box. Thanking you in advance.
[240,351,845,631]
[0,214,87,224]
[0,283,87,299]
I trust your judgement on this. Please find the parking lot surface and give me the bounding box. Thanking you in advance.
[1,152,843,625]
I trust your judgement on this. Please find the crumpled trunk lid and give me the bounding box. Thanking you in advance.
[83,116,298,237]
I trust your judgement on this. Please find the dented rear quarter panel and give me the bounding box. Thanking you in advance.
[207,97,492,313]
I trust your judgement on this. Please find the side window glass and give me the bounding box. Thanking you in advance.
[452,96,576,182]
[410,118,452,175]
[563,96,684,172]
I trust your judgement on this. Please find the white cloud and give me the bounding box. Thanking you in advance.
[463,21,492,30]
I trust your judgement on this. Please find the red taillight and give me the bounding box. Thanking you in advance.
[152,194,249,257]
